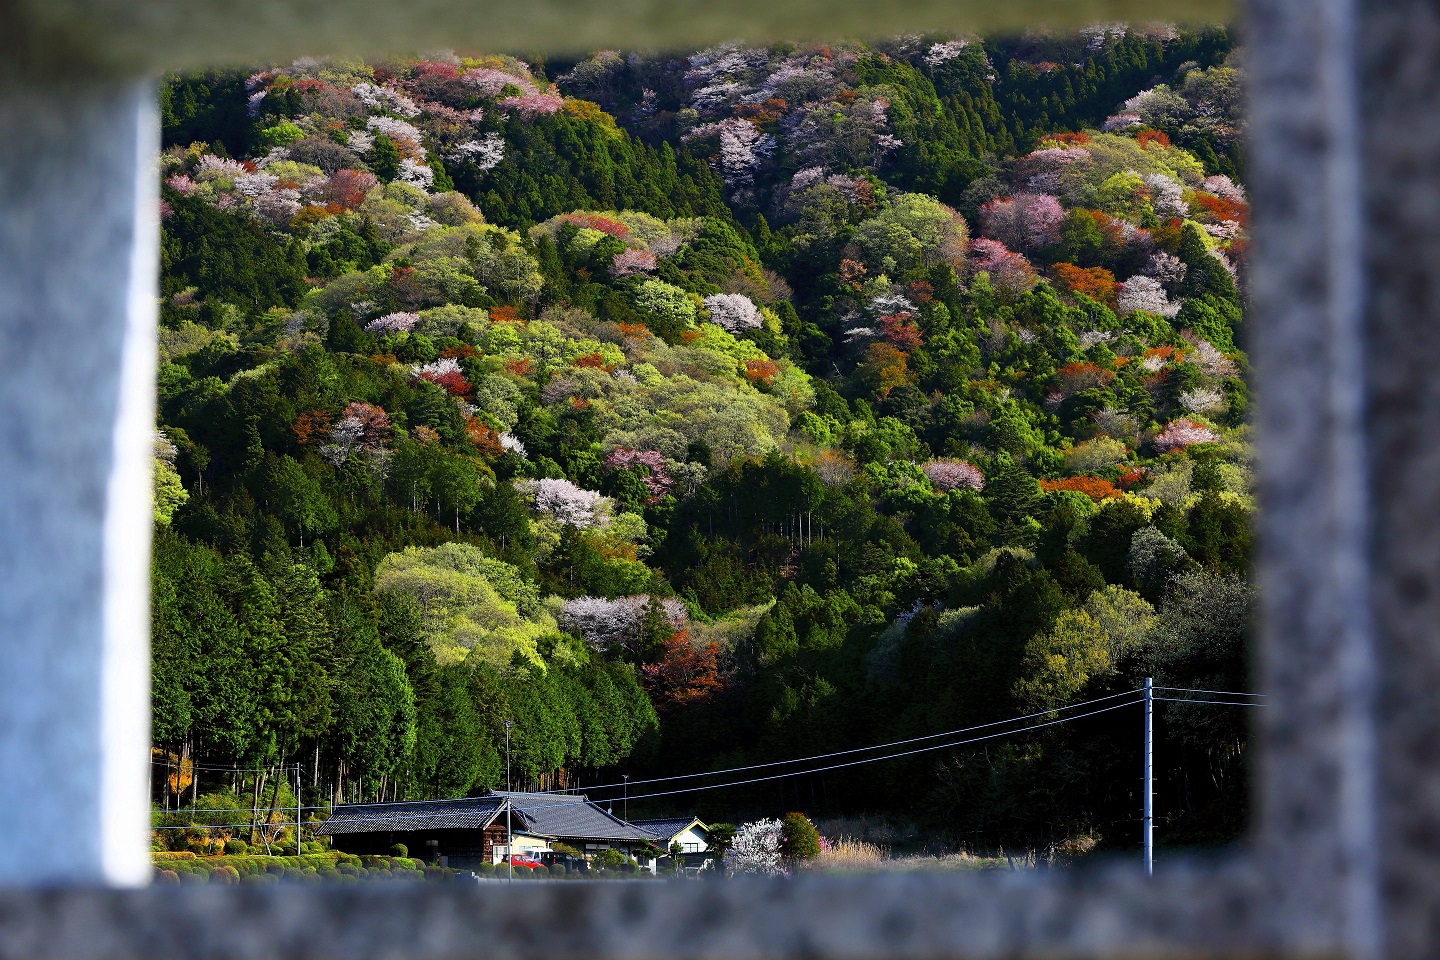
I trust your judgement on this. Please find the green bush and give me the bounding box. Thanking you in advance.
[152,851,197,861]
[156,869,180,884]
[549,864,566,877]
[779,812,821,862]
[224,839,248,856]
[208,866,240,885]
[476,862,495,875]
[390,843,408,858]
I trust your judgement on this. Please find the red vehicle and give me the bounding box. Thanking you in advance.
[505,854,543,869]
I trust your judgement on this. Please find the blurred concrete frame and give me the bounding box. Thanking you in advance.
[1,0,1434,956]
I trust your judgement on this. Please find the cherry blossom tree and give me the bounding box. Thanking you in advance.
[1116,275,1180,318]
[703,293,762,332]
[978,193,1065,252]
[366,312,421,334]
[453,133,506,171]
[1141,250,1187,289]
[969,238,1038,296]
[924,39,971,66]
[1180,387,1226,413]
[500,92,564,116]
[559,595,688,655]
[516,478,612,528]
[1153,418,1220,454]
[320,402,392,465]
[923,459,985,492]
[724,819,786,877]
[603,447,673,502]
[611,248,658,277]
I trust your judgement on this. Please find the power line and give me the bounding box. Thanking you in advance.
[1154,697,1266,707]
[151,690,1145,816]
[151,698,1143,829]
[1152,686,1266,698]
[541,689,1145,796]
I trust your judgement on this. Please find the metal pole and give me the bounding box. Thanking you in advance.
[622,774,629,823]
[505,719,513,883]
[1144,677,1153,876]
[295,764,302,856]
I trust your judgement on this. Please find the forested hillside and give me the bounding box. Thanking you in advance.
[152,26,1251,852]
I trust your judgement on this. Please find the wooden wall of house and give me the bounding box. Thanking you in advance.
[330,826,507,868]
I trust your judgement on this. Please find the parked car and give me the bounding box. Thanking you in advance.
[505,854,544,869]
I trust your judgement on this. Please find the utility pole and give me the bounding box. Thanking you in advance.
[295,764,302,856]
[622,774,630,823]
[504,719,513,883]
[1143,677,1153,876]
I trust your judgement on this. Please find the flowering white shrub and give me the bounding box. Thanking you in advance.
[517,478,612,528]
[1180,387,1226,413]
[499,433,527,457]
[1117,275,1180,318]
[703,293,762,332]
[558,595,688,654]
[1141,251,1187,289]
[724,819,786,877]
[397,158,435,190]
[453,133,506,170]
[923,39,971,67]
[366,312,421,334]
[351,82,422,118]
[1141,173,1189,219]
[366,116,425,153]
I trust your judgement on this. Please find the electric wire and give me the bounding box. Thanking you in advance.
[1152,686,1266,698]
[151,690,1144,816]
[150,698,1144,829]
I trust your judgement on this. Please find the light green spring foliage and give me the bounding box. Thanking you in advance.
[373,543,557,669]
[851,193,968,274]
[1013,585,1157,709]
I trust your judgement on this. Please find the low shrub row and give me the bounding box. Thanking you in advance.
[151,853,434,884]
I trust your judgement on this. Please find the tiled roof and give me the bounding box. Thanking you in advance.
[632,817,707,843]
[313,797,506,836]
[492,791,653,842]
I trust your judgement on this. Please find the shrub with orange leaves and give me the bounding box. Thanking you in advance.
[440,344,479,360]
[1045,131,1092,147]
[744,358,780,386]
[641,629,723,712]
[369,353,398,367]
[879,314,923,351]
[679,330,704,344]
[1052,263,1118,307]
[489,305,525,325]
[1041,476,1122,501]
[573,352,614,370]
[569,396,591,410]
[504,357,534,376]
[464,418,505,457]
[1136,129,1172,149]
[616,322,652,340]
[838,258,867,291]
[292,409,332,445]
[1055,361,1115,395]
[1188,192,1249,226]
[859,342,910,398]
[1117,468,1149,489]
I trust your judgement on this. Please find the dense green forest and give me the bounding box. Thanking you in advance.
[152,26,1251,854]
